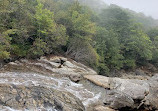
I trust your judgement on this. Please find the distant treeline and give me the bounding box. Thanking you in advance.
[0,0,158,75]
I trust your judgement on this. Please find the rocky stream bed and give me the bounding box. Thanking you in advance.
[0,56,158,111]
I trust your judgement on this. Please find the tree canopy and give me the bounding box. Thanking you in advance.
[0,0,158,75]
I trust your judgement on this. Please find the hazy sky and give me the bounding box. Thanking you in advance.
[103,0,158,19]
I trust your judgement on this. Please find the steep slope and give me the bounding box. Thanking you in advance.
[126,9,158,30]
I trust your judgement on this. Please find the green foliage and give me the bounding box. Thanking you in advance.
[99,6,153,68]
[0,29,17,59]
[0,0,157,75]
[126,25,152,60]
[95,27,123,73]
[34,0,56,38]
[99,5,130,30]
[33,0,68,54]
[10,44,29,57]
[65,2,98,66]
[0,33,10,60]
[121,24,152,67]
[127,10,158,30]
[67,38,99,66]
[28,38,48,58]
[147,28,158,62]
[97,63,109,76]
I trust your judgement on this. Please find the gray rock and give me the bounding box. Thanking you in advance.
[0,84,85,111]
[144,74,158,109]
[135,69,145,76]
[69,74,82,82]
[109,78,149,100]
[63,61,75,68]
[83,75,155,109]
[103,90,134,109]
[83,75,149,100]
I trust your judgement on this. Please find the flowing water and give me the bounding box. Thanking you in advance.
[0,71,101,111]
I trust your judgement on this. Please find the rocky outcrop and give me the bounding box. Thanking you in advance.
[84,74,158,110]
[0,56,100,111]
[1,56,158,111]
[144,74,158,110]
[2,56,97,79]
[0,83,84,111]
[103,90,134,109]
[109,78,149,100]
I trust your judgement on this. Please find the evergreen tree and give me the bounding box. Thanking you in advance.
[65,2,98,66]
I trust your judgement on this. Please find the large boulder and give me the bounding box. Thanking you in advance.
[144,74,158,110]
[83,75,155,109]
[84,75,149,100]
[109,78,149,100]
[103,90,134,109]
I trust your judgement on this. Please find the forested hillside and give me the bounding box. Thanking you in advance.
[0,0,158,75]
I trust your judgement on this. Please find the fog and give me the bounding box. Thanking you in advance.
[103,0,158,19]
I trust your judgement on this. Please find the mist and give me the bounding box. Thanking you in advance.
[103,0,158,19]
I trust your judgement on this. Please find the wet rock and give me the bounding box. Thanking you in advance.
[4,56,158,110]
[103,90,134,109]
[94,105,116,111]
[0,84,85,111]
[0,71,102,111]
